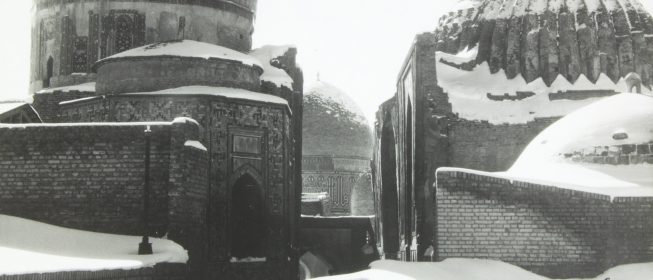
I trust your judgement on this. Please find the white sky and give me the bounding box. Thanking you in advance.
[1,1,652,122]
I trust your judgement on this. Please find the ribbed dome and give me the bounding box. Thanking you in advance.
[507,93,653,190]
[302,81,373,159]
[436,0,653,86]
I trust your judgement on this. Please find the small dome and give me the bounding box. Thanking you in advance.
[303,81,373,159]
[507,93,653,190]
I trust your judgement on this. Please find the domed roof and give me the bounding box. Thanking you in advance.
[436,0,653,86]
[507,93,653,192]
[303,81,373,159]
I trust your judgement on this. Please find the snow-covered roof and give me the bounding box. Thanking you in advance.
[317,258,653,280]
[98,40,262,68]
[0,214,187,276]
[500,93,653,197]
[249,45,295,89]
[36,82,96,94]
[60,86,289,108]
[436,50,652,124]
[0,102,27,115]
[121,86,288,106]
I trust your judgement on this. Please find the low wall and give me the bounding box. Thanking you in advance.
[435,169,653,278]
[0,119,206,238]
[0,263,188,280]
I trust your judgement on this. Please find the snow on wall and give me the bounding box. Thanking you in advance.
[0,214,187,276]
[436,50,651,124]
[249,45,295,89]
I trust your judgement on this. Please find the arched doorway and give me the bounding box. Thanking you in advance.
[230,173,266,258]
[380,118,399,259]
[43,56,53,88]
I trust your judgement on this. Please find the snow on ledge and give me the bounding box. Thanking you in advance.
[98,40,262,68]
[122,86,289,106]
[249,45,295,89]
[37,82,96,94]
[437,166,653,201]
[229,257,266,263]
[172,117,199,127]
[184,140,207,151]
[0,214,187,276]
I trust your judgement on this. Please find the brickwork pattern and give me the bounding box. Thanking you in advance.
[0,124,175,236]
[435,170,653,278]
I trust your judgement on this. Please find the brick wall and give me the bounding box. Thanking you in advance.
[32,90,97,122]
[448,118,557,171]
[0,263,188,280]
[0,119,207,239]
[435,170,653,278]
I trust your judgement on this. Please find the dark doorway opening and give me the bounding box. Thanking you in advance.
[231,174,266,258]
[44,56,53,88]
[380,120,399,259]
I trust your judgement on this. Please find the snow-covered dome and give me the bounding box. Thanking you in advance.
[436,0,653,86]
[506,93,653,193]
[303,81,373,159]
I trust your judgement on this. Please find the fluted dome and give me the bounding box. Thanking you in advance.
[302,81,373,159]
[436,0,653,86]
[507,93,653,192]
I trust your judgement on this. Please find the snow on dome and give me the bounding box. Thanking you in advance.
[249,45,295,89]
[305,81,367,124]
[303,81,373,159]
[98,40,262,68]
[0,214,187,275]
[317,259,653,280]
[505,93,653,195]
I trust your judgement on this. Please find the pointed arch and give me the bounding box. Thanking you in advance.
[230,170,266,258]
[380,112,400,259]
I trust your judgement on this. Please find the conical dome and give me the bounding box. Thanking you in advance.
[436,0,653,86]
[302,81,373,159]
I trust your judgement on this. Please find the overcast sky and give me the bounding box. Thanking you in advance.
[1,1,652,122]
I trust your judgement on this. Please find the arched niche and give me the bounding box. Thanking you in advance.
[230,171,266,259]
[380,115,400,259]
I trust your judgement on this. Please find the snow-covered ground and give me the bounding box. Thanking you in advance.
[436,49,652,124]
[0,214,187,276]
[316,259,653,280]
